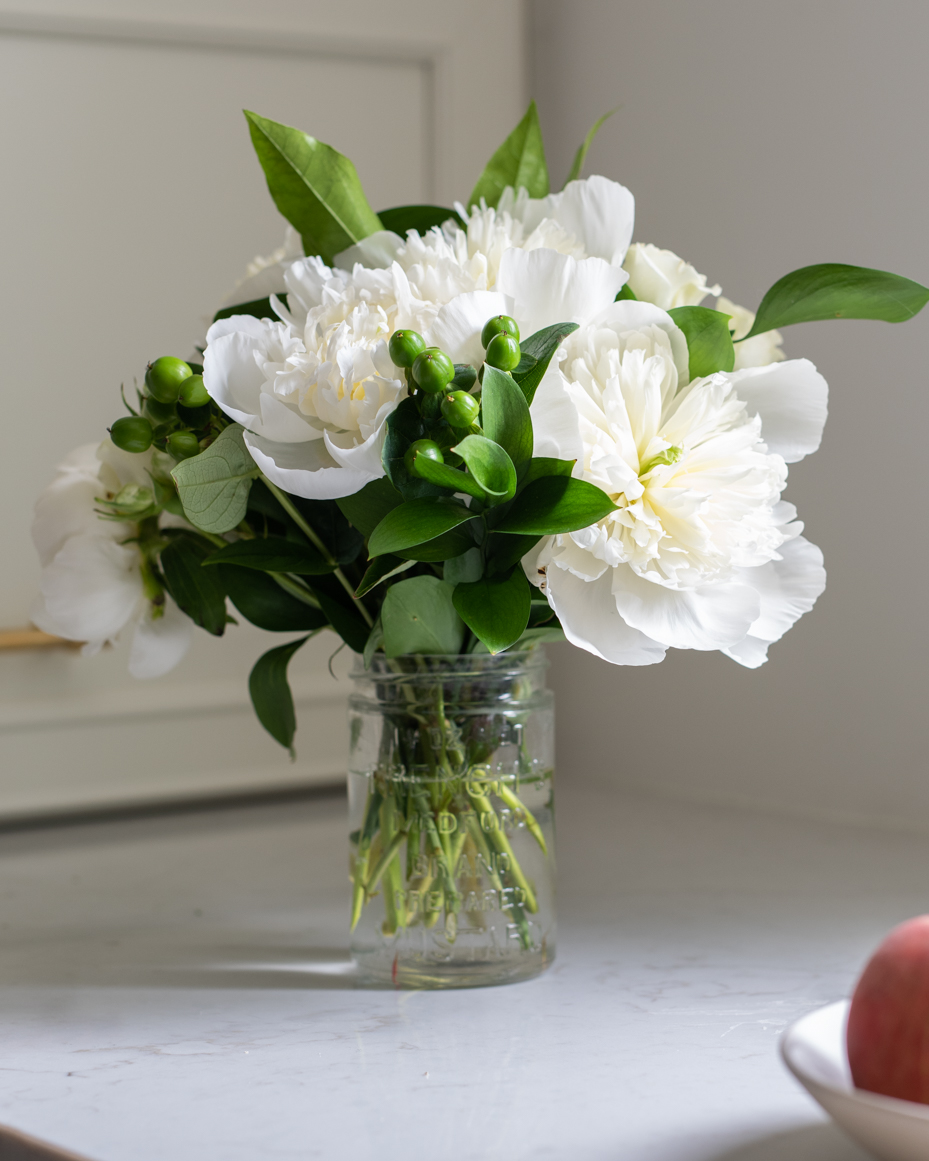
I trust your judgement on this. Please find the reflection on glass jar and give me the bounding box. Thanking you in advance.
[348,650,555,988]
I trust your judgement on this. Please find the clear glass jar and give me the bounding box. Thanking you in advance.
[348,650,556,988]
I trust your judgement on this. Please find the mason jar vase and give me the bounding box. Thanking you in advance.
[347,651,556,988]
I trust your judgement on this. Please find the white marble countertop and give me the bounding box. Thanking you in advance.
[2,777,925,1161]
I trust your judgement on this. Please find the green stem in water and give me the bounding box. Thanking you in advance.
[497,783,548,856]
[260,474,374,627]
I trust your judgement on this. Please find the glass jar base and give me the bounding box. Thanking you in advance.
[351,944,555,989]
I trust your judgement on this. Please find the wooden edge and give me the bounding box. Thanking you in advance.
[0,1122,96,1160]
[0,627,82,652]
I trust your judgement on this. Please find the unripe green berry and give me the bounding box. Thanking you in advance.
[404,439,444,476]
[145,356,192,404]
[388,329,427,369]
[166,431,201,460]
[485,332,521,372]
[481,314,519,349]
[144,396,176,423]
[412,347,455,393]
[441,390,480,429]
[110,415,153,454]
[178,373,209,408]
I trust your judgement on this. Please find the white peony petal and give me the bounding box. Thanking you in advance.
[497,249,629,336]
[721,635,771,668]
[428,291,507,366]
[611,568,761,651]
[32,474,110,567]
[202,329,264,428]
[530,365,584,461]
[258,392,323,444]
[34,534,142,645]
[243,430,380,500]
[737,535,826,646]
[519,175,636,266]
[545,565,667,666]
[333,231,404,271]
[725,358,828,463]
[323,416,391,476]
[96,439,155,489]
[129,596,193,679]
[588,299,691,385]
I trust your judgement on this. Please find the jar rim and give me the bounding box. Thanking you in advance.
[351,649,548,681]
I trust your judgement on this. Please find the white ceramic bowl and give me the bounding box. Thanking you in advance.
[782,1000,929,1161]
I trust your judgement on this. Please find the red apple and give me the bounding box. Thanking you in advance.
[847,915,929,1103]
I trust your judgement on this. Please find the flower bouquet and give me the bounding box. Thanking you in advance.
[32,102,928,986]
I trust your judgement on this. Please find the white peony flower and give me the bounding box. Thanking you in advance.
[334,175,635,297]
[623,243,722,310]
[31,441,191,678]
[526,300,828,668]
[717,295,786,370]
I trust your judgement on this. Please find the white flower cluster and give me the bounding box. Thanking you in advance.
[31,442,191,677]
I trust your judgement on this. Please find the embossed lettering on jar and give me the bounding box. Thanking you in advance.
[348,652,555,988]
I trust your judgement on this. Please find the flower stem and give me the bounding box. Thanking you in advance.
[259,474,374,627]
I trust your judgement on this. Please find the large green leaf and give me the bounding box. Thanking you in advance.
[452,434,517,503]
[443,547,483,585]
[744,263,929,340]
[668,306,735,379]
[563,107,618,186]
[518,457,576,491]
[376,205,463,235]
[336,477,403,538]
[368,497,473,558]
[204,538,334,574]
[171,425,259,534]
[160,535,228,636]
[220,567,328,633]
[381,576,465,657]
[468,101,550,210]
[485,532,541,576]
[212,295,288,324]
[245,110,382,265]
[249,636,310,753]
[512,322,579,404]
[355,555,414,598]
[395,529,475,562]
[453,567,531,654]
[494,476,616,535]
[480,366,533,468]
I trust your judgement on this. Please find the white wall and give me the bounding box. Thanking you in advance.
[0,0,526,817]
[532,0,929,829]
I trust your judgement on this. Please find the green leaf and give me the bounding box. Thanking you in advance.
[451,364,478,391]
[306,575,370,653]
[368,497,473,558]
[293,497,364,565]
[203,537,334,574]
[667,306,735,379]
[494,476,616,535]
[396,529,475,562]
[355,554,415,598]
[485,532,541,576]
[171,425,259,534]
[212,295,288,324]
[381,397,445,500]
[453,567,531,654]
[512,322,580,404]
[451,434,517,503]
[410,455,488,502]
[443,547,483,585]
[479,365,533,469]
[468,100,549,210]
[249,636,310,753]
[615,283,637,302]
[244,110,382,265]
[518,457,576,491]
[381,576,465,657]
[564,107,618,186]
[220,567,328,633]
[160,535,228,636]
[743,263,929,339]
[376,205,463,235]
[336,477,403,538]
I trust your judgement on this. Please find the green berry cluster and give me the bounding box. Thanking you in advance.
[109,356,224,463]
[388,314,523,479]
